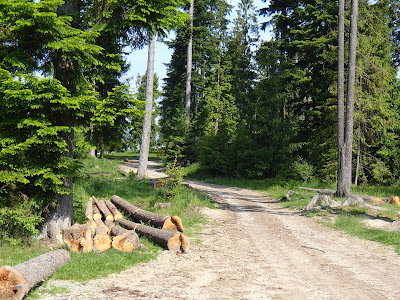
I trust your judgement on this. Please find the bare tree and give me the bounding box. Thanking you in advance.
[185,0,194,126]
[137,34,156,178]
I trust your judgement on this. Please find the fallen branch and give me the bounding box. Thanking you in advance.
[111,195,184,232]
[0,249,70,300]
[117,218,188,253]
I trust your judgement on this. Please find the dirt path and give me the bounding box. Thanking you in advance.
[38,179,400,299]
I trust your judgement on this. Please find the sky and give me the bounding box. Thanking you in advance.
[122,0,272,90]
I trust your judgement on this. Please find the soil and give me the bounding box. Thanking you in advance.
[35,165,400,299]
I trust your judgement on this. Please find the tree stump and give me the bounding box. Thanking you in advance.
[111,195,184,232]
[117,218,188,253]
[62,223,93,253]
[0,249,70,300]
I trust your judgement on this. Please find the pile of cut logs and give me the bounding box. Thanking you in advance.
[62,195,188,254]
[0,196,188,300]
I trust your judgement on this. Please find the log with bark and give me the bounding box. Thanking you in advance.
[117,218,188,253]
[93,219,112,253]
[62,223,93,253]
[93,203,101,221]
[104,220,141,252]
[111,195,184,232]
[0,249,70,300]
[105,200,123,221]
[85,198,93,220]
[93,197,113,221]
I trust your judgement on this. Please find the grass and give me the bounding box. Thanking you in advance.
[53,239,160,281]
[324,214,400,254]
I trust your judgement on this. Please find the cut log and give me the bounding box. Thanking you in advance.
[62,223,94,253]
[111,195,184,232]
[117,218,188,253]
[104,220,141,252]
[93,204,101,221]
[93,197,113,221]
[105,200,123,221]
[93,219,111,253]
[86,220,97,236]
[85,198,94,220]
[0,249,70,300]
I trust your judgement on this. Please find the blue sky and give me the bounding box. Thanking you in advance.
[123,0,272,89]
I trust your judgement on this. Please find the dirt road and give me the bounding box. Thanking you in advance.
[39,180,400,299]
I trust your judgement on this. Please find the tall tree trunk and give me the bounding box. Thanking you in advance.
[336,0,346,196]
[185,0,194,126]
[137,34,156,178]
[39,0,80,243]
[343,0,359,195]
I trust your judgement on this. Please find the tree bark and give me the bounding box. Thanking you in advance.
[336,0,359,197]
[0,250,70,300]
[343,0,359,195]
[93,202,101,220]
[117,218,188,253]
[137,34,156,178]
[85,198,93,220]
[93,197,113,221]
[336,0,346,197]
[185,0,194,126]
[105,200,123,220]
[111,195,184,232]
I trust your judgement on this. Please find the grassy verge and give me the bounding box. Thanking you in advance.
[184,162,400,254]
[0,154,215,297]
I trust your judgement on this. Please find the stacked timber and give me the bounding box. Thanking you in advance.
[62,195,188,254]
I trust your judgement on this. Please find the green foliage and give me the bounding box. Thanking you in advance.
[291,158,314,182]
[164,157,184,187]
[0,194,43,245]
[89,85,144,156]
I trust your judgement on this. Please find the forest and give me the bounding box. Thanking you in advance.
[0,0,399,243]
